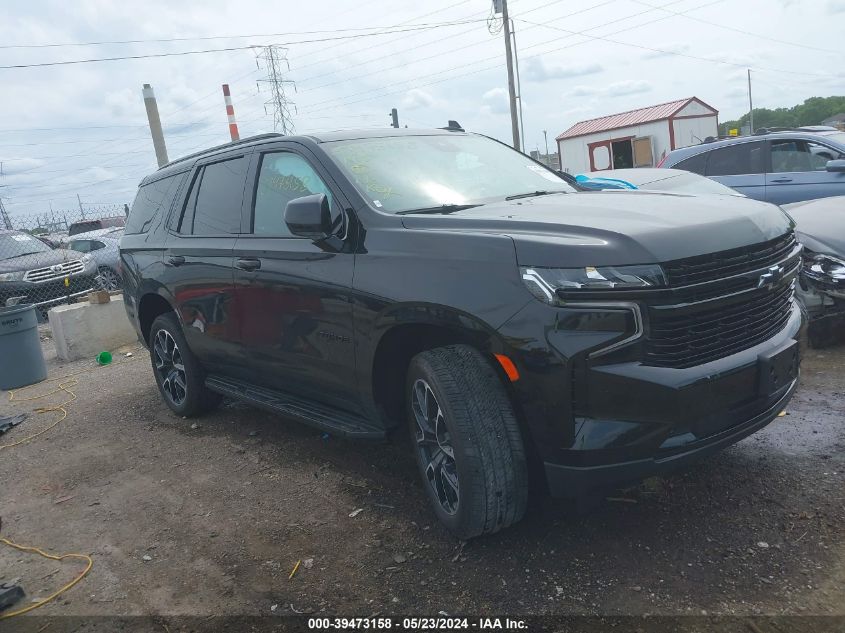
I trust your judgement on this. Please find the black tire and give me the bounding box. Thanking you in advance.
[406,344,528,539]
[149,312,221,417]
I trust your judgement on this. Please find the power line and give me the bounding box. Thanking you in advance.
[631,0,845,55]
[297,0,720,115]
[516,17,837,78]
[0,21,486,70]
[0,17,485,49]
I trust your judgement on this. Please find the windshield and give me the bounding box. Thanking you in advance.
[0,232,52,260]
[824,132,845,147]
[323,134,575,213]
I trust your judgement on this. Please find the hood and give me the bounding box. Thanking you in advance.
[401,190,793,267]
[0,248,86,274]
[783,197,845,257]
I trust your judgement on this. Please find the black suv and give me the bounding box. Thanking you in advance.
[121,129,804,538]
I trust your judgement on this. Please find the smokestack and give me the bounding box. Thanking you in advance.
[222,84,240,141]
[142,84,169,167]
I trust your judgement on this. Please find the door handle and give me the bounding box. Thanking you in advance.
[771,178,793,183]
[167,255,185,266]
[236,257,261,271]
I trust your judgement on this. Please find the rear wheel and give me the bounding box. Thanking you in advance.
[149,313,220,417]
[407,344,528,539]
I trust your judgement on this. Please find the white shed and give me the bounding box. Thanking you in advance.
[556,97,719,174]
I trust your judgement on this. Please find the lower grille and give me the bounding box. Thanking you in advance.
[645,282,794,369]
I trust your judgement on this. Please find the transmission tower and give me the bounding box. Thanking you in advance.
[0,198,11,230]
[0,162,11,229]
[256,46,297,135]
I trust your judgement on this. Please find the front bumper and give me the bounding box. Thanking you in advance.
[498,299,804,497]
[1,274,98,309]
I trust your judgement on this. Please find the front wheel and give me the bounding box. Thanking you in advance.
[407,345,528,539]
[97,266,122,291]
[149,313,221,417]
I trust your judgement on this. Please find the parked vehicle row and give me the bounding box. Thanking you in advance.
[121,129,803,538]
[659,128,845,204]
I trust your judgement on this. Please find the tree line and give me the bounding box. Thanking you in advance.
[721,96,845,134]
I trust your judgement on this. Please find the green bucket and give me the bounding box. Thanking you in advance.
[96,351,113,365]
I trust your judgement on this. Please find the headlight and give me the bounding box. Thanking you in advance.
[520,264,666,304]
[81,254,93,263]
[0,271,25,282]
[805,254,845,282]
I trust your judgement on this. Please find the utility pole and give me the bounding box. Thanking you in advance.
[543,130,551,166]
[499,0,521,151]
[77,194,86,219]
[142,84,169,167]
[510,19,525,153]
[747,69,754,134]
[390,108,399,128]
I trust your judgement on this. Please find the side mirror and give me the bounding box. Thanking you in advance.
[826,159,845,173]
[284,194,332,240]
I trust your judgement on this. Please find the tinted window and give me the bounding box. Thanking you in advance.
[770,139,840,173]
[705,142,764,177]
[183,157,247,235]
[253,153,334,236]
[674,152,708,175]
[126,173,185,235]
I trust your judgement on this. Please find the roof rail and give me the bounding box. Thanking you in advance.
[753,125,839,135]
[159,133,283,169]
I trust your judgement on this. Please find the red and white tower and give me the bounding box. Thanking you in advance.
[222,84,240,141]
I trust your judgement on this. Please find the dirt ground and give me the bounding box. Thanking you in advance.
[0,328,843,625]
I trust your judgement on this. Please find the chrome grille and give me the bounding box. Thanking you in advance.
[23,259,85,283]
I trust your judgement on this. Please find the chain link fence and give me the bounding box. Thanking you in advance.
[1,204,129,320]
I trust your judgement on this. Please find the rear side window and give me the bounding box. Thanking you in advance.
[706,142,764,177]
[180,157,248,235]
[674,152,708,175]
[126,173,185,235]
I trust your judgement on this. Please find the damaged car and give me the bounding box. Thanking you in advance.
[784,196,845,347]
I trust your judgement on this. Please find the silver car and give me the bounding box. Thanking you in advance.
[66,228,124,291]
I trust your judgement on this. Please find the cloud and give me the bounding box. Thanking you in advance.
[401,88,435,110]
[0,158,46,178]
[568,80,653,98]
[826,0,845,12]
[481,87,509,115]
[523,58,603,82]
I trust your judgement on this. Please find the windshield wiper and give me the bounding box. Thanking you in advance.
[396,204,480,215]
[505,190,562,201]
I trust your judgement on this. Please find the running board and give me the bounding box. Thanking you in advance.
[204,375,385,440]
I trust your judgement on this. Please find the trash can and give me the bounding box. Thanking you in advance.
[0,304,48,390]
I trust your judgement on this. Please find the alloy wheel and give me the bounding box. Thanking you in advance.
[411,378,459,515]
[153,329,187,406]
[97,267,121,291]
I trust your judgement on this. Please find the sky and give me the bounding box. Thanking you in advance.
[1,0,843,220]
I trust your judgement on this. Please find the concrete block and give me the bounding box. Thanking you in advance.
[48,294,137,362]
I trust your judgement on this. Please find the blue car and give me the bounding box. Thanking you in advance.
[660,127,845,205]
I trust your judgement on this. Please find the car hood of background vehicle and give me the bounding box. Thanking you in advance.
[783,197,845,257]
[0,248,85,274]
[400,190,792,267]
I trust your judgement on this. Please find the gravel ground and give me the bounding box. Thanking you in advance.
[0,329,842,624]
